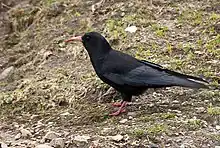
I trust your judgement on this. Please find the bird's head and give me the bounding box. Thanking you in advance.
[65,32,111,57]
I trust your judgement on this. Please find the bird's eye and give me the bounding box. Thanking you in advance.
[85,35,91,41]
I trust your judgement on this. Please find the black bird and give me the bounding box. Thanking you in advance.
[65,32,209,116]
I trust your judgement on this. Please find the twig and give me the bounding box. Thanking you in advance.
[1,2,12,9]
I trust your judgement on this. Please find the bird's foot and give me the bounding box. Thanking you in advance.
[109,109,126,116]
[109,101,127,116]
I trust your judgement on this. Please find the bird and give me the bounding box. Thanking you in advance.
[65,32,209,116]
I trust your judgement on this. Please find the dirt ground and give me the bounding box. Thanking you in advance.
[0,0,220,147]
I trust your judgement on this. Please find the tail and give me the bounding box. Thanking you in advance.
[168,70,209,89]
[140,60,209,89]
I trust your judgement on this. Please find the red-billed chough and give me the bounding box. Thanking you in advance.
[65,32,209,116]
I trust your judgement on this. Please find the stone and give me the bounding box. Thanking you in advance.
[74,135,91,143]
[110,134,123,142]
[119,119,127,124]
[15,133,21,140]
[0,66,14,80]
[125,26,137,33]
[20,128,32,138]
[50,138,65,148]
[216,125,220,130]
[42,131,59,142]
[36,144,53,148]
[0,142,8,148]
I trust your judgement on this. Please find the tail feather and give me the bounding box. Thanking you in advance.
[140,59,209,89]
[171,72,209,89]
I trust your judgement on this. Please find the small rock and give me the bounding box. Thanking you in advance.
[150,143,159,148]
[119,119,128,124]
[127,112,136,116]
[36,144,53,148]
[74,135,91,143]
[20,128,32,138]
[0,66,14,80]
[204,100,209,103]
[60,112,70,116]
[48,122,54,125]
[172,100,179,104]
[50,138,65,148]
[30,114,40,119]
[42,131,59,142]
[15,133,21,140]
[110,134,123,142]
[125,26,137,33]
[216,125,220,130]
[196,107,205,113]
[121,12,125,17]
[123,134,129,141]
[0,142,8,148]
[128,116,133,120]
[161,99,169,104]
[101,128,111,135]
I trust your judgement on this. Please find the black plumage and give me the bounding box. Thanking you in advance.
[66,32,209,116]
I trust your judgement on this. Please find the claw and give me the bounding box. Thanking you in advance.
[109,101,127,116]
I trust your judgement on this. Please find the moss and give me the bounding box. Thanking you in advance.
[146,124,167,135]
[132,129,146,138]
[209,12,220,21]
[205,34,220,55]
[151,23,168,37]
[160,113,176,119]
[105,19,127,39]
[186,119,203,130]
[178,10,203,26]
[139,115,155,122]
[207,104,220,115]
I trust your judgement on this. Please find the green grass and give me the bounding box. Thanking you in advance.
[186,119,203,130]
[146,124,167,135]
[151,23,169,37]
[207,104,220,115]
[105,19,127,39]
[132,129,146,138]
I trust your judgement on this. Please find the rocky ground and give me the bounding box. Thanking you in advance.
[0,0,220,147]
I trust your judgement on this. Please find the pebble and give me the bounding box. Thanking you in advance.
[42,131,59,142]
[60,112,71,116]
[127,112,136,117]
[0,142,8,148]
[128,116,133,120]
[36,144,53,148]
[110,134,123,142]
[125,26,137,33]
[119,119,128,124]
[15,133,21,140]
[216,125,220,130]
[20,128,32,138]
[74,135,91,143]
[196,107,205,113]
[172,100,179,104]
[50,138,65,148]
[0,66,14,80]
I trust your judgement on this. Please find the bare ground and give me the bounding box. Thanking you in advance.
[0,0,220,147]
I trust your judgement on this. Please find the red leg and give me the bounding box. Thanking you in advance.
[109,101,127,116]
[112,100,123,107]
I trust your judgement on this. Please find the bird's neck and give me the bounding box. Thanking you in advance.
[90,54,106,72]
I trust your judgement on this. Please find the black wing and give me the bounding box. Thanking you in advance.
[103,65,176,87]
[102,60,208,88]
